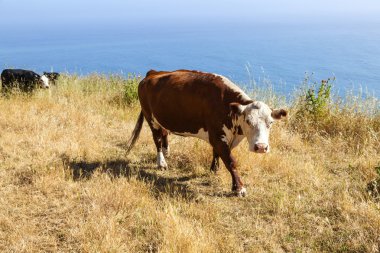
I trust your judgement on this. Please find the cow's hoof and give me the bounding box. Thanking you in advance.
[157,152,168,169]
[236,187,247,197]
[158,162,168,170]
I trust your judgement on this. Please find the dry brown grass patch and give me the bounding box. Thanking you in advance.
[0,75,379,252]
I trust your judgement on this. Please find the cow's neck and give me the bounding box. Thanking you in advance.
[222,115,245,149]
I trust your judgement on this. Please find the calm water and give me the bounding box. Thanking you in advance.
[0,23,379,97]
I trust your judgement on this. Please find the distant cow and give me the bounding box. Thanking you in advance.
[43,72,60,84]
[126,70,287,196]
[1,69,50,92]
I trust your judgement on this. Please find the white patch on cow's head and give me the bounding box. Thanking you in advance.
[231,101,287,153]
[40,75,50,88]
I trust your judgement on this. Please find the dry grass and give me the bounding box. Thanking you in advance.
[0,75,379,252]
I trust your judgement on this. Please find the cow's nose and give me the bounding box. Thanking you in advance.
[254,143,269,153]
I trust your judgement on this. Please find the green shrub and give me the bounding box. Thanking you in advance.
[123,74,140,105]
[376,166,380,177]
[303,78,333,119]
[290,77,334,134]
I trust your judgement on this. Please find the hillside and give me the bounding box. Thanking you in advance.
[0,74,379,252]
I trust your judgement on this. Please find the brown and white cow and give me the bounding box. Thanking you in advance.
[126,69,287,196]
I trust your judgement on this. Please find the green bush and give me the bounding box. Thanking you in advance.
[123,75,140,105]
[303,78,333,119]
[376,166,380,177]
[290,77,334,138]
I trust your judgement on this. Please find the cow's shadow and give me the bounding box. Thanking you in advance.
[62,155,235,199]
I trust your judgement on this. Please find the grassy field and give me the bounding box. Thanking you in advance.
[0,74,379,252]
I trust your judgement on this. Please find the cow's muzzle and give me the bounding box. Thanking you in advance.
[254,143,269,153]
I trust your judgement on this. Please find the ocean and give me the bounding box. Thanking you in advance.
[1,22,379,97]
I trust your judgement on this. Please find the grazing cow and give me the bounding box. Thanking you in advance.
[43,72,60,85]
[1,69,50,92]
[126,70,287,196]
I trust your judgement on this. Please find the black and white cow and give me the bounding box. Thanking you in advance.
[43,72,60,85]
[1,69,50,92]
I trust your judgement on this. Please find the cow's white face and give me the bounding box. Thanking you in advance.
[40,75,50,89]
[231,101,287,153]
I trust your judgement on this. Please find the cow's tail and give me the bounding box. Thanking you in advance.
[126,111,145,155]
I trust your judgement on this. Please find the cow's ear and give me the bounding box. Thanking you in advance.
[271,109,288,120]
[230,102,247,115]
[240,99,253,106]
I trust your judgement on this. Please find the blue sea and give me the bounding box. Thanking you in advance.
[1,22,379,97]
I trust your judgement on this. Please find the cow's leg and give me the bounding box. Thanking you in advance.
[153,129,168,169]
[143,113,168,169]
[213,140,246,197]
[162,130,170,157]
[148,126,168,169]
[210,149,220,172]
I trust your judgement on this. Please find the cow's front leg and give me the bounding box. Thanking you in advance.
[213,141,246,197]
[210,149,220,173]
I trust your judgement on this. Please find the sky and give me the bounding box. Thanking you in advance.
[0,0,380,29]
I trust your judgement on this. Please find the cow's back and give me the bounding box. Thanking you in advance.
[1,69,40,91]
[1,69,18,88]
[138,70,250,134]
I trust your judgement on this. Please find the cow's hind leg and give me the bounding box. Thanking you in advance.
[148,123,168,169]
[210,149,220,172]
[162,130,170,157]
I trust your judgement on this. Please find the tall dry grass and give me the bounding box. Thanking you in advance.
[0,74,379,252]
